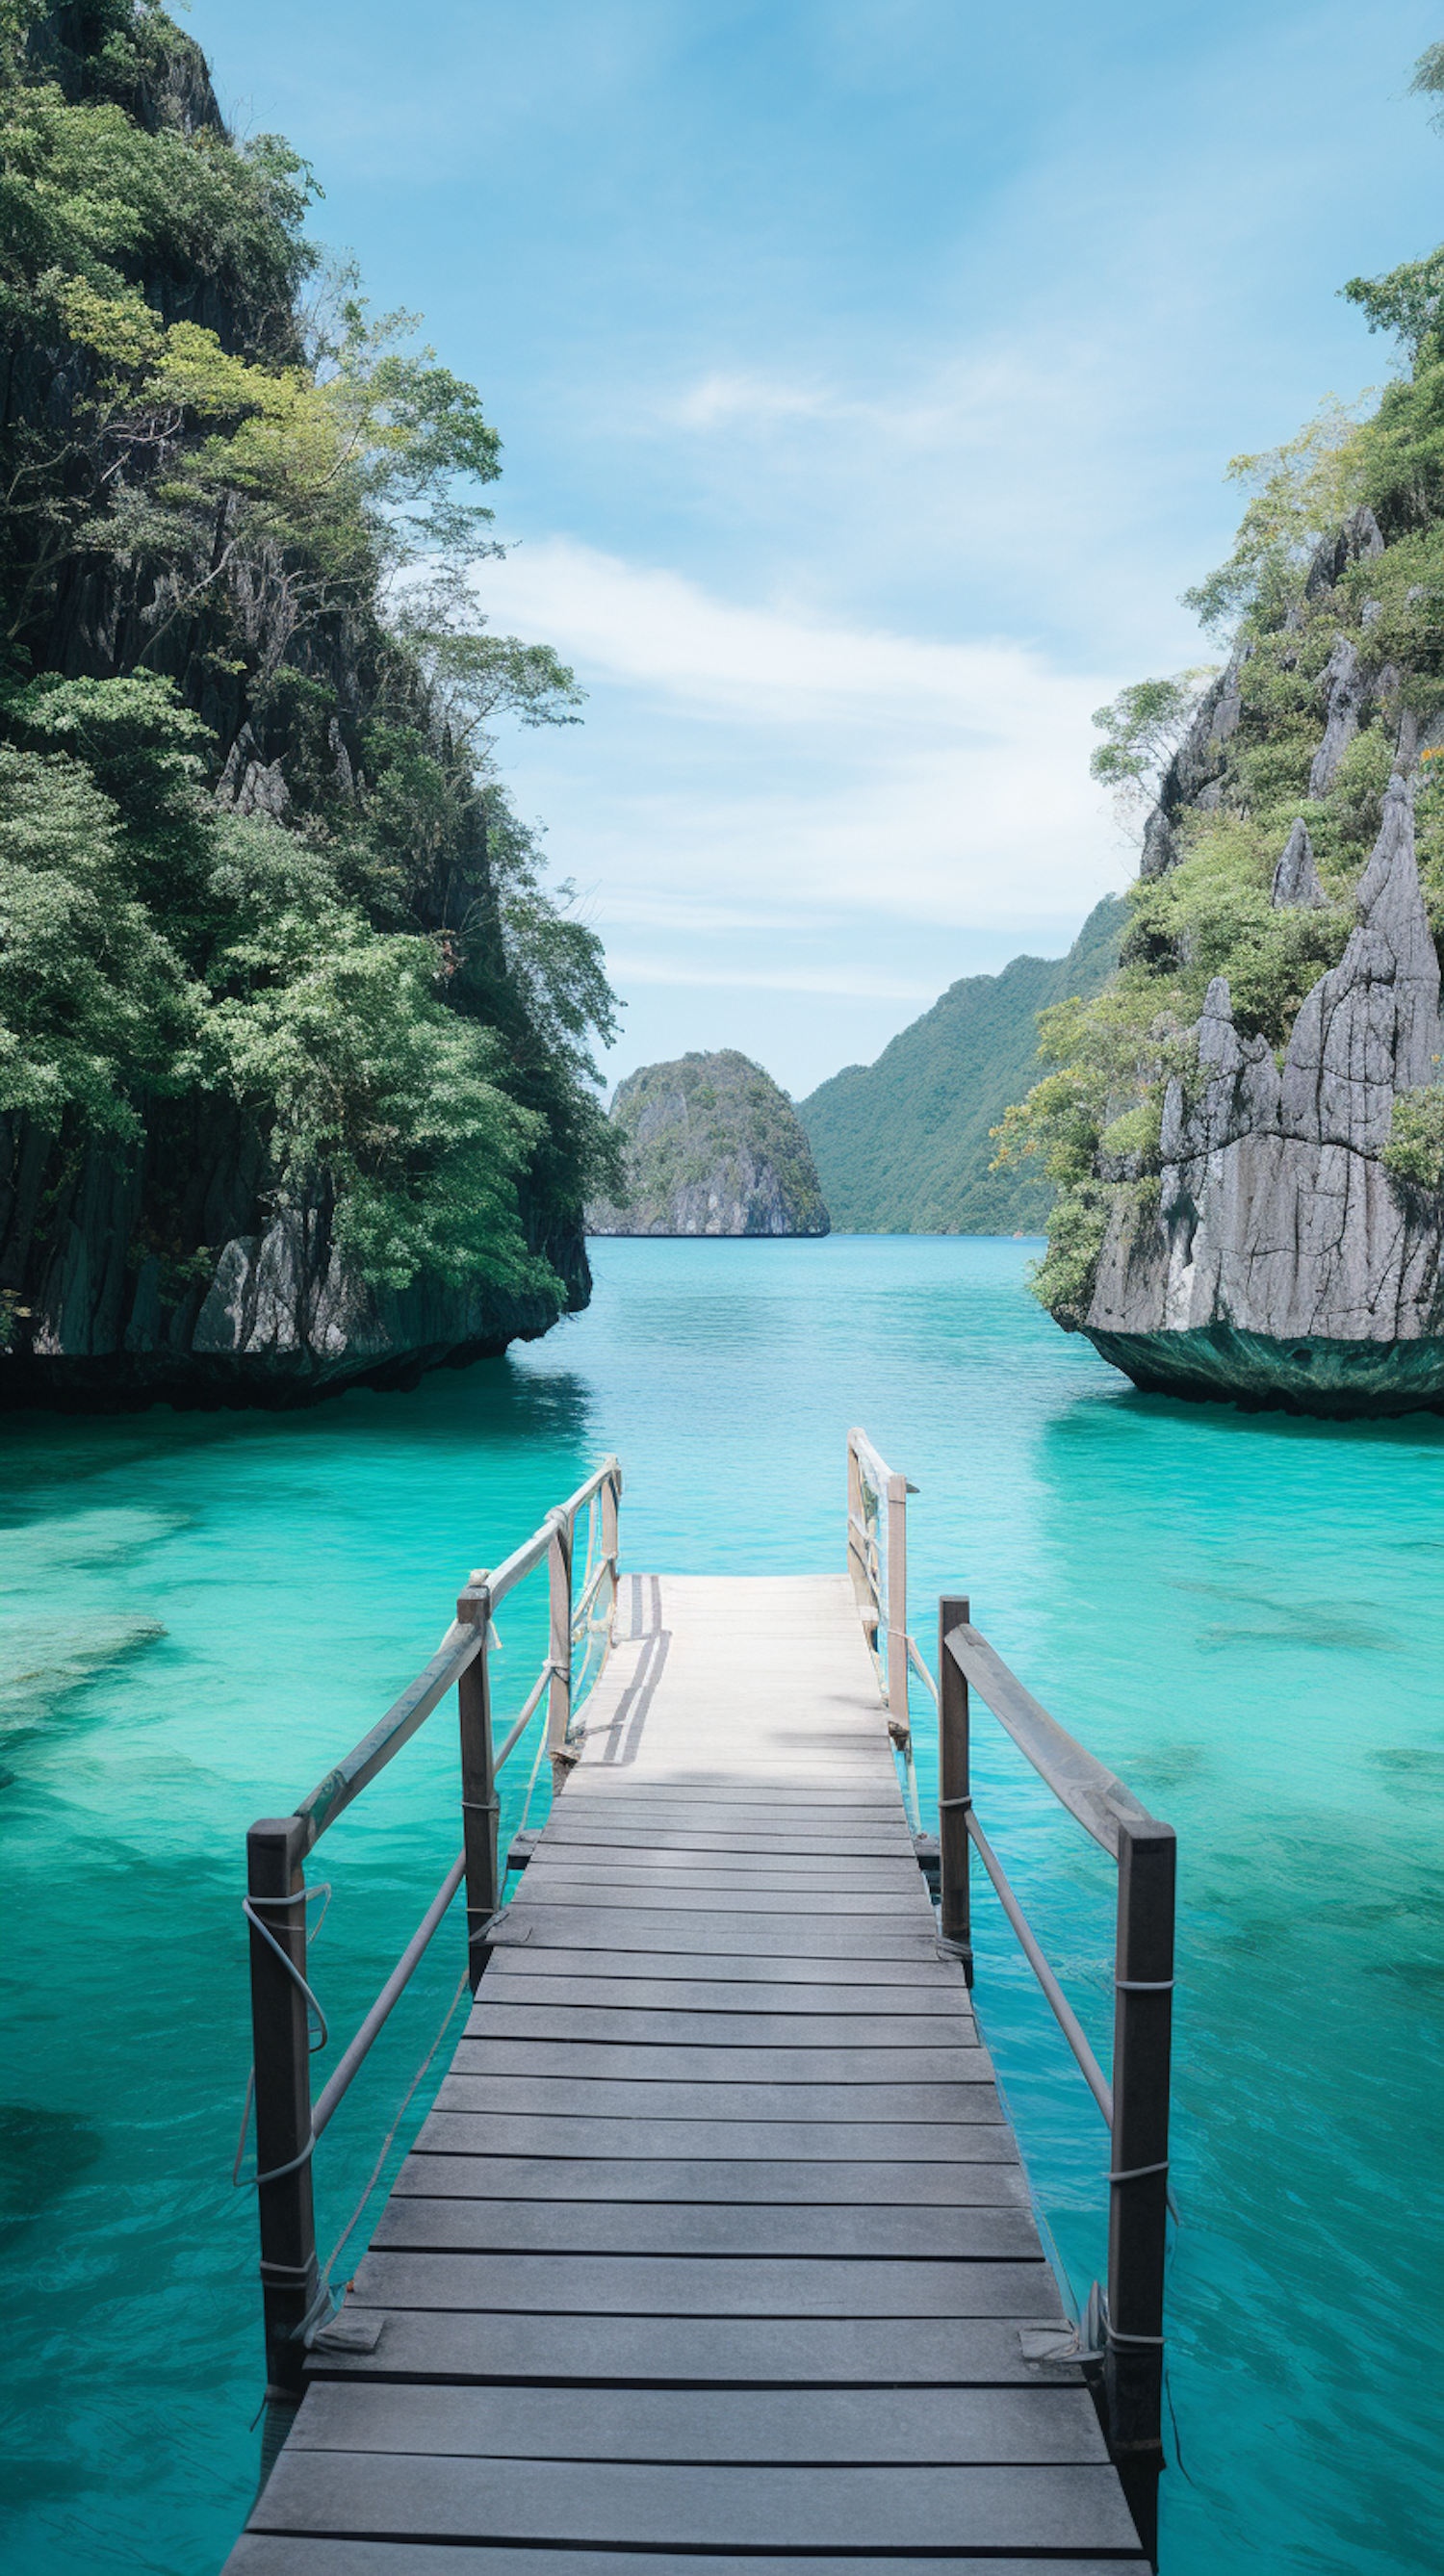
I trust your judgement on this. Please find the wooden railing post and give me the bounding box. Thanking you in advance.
[937,1596,972,1983]
[455,1582,498,1991]
[546,1508,574,1782]
[601,1466,620,1622]
[1105,1817,1175,2561]
[885,1471,909,1729]
[844,1433,867,1624]
[245,1814,318,2398]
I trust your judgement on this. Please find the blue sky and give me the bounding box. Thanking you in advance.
[187,0,1440,1095]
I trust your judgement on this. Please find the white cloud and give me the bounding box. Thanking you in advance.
[480,537,1126,931]
[670,372,836,429]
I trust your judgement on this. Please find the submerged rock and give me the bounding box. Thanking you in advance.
[588,1051,830,1237]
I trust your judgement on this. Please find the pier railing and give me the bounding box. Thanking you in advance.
[845,1426,922,1824]
[240,1455,622,2401]
[847,1432,1175,2536]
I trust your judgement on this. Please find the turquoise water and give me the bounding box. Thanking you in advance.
[1,1235,1440,2574]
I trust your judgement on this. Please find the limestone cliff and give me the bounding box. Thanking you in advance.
[1003,285,1444,1418]
[588,1052,830,1237]
[1081,760,1443,1412]
[0,5,610,1408]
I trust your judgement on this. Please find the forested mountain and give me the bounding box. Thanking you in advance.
[797,895,1126,1234]
[995,148,1444,1411]
[0,0,618,1404]
[589,1050,830,1236]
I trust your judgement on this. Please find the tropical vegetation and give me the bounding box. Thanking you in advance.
[0,0,618,1343]
[993,50,1444,1312]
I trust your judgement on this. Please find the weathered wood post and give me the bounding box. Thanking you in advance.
[601,1465,621,1632]
[885,1470,910,1731]
[546,1507,574,1784]
[1105,1816,1175,2563]
[937,1594,972,1984]
[844,1432,869,1629]
[454,1578,498,1991]
[245,1814,319,2397]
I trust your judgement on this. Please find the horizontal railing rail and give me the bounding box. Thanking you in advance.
[941,1620,1155,1858]
[241,1455,622,2406]
[845,1432,1174,2560]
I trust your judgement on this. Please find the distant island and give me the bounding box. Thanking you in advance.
[588,1052,830,1236]
[797,896,1126,1233]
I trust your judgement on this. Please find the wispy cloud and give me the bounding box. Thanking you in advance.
[669,373,836,429]
[481,536,1125,935]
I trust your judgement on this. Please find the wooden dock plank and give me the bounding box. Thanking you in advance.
[465,1966,973,2008]
[347,2247,1053,2315]
[233,2546,1146,2576]
[487,1908,943,1956]
[228,1572,1145,2576]
[388,2151,1029,2203]
[477,1946,965,1990]
[245,2456,1144,2553]
[459,2004,979,2044]
[286,2379,1111,2462]
[298,2310,1083,2384]
[451,2039,990,2080]
[411,2110,1012,2157]
[369,2197,1041,2254]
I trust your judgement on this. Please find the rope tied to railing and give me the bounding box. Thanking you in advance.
[233,1883,333,2190]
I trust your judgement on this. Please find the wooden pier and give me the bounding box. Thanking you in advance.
[225,1448,1173,2573]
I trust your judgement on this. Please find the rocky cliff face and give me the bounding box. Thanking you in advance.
[588,1052,830,1238]
[1,6,604,1409]
[0,1109,586,1409]
[1081,760,1443,1413]
[1012,291,1444,1421]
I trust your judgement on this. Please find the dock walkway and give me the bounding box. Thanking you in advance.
[229,1572,1147,2572]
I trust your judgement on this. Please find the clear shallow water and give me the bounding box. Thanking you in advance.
[1,1234,1440,2575]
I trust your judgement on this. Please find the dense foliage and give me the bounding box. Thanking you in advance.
[0,0,617,1331]
[797,897,1125,1234]
[994,191,1444,1315]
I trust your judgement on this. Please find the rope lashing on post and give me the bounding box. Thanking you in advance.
[1114,1976,1175,1992]
[232,1883,333,2190]
[240,1893,331,2050]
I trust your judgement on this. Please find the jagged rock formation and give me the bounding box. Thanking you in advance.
[1,1111,586,1408]
[1271,820,1328,909]
[1077,761,1443,1414]
[588,1053,830,1238]
[1021,331,1444,1417]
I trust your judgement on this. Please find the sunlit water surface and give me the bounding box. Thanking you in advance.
[1,1237,1440,2574]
